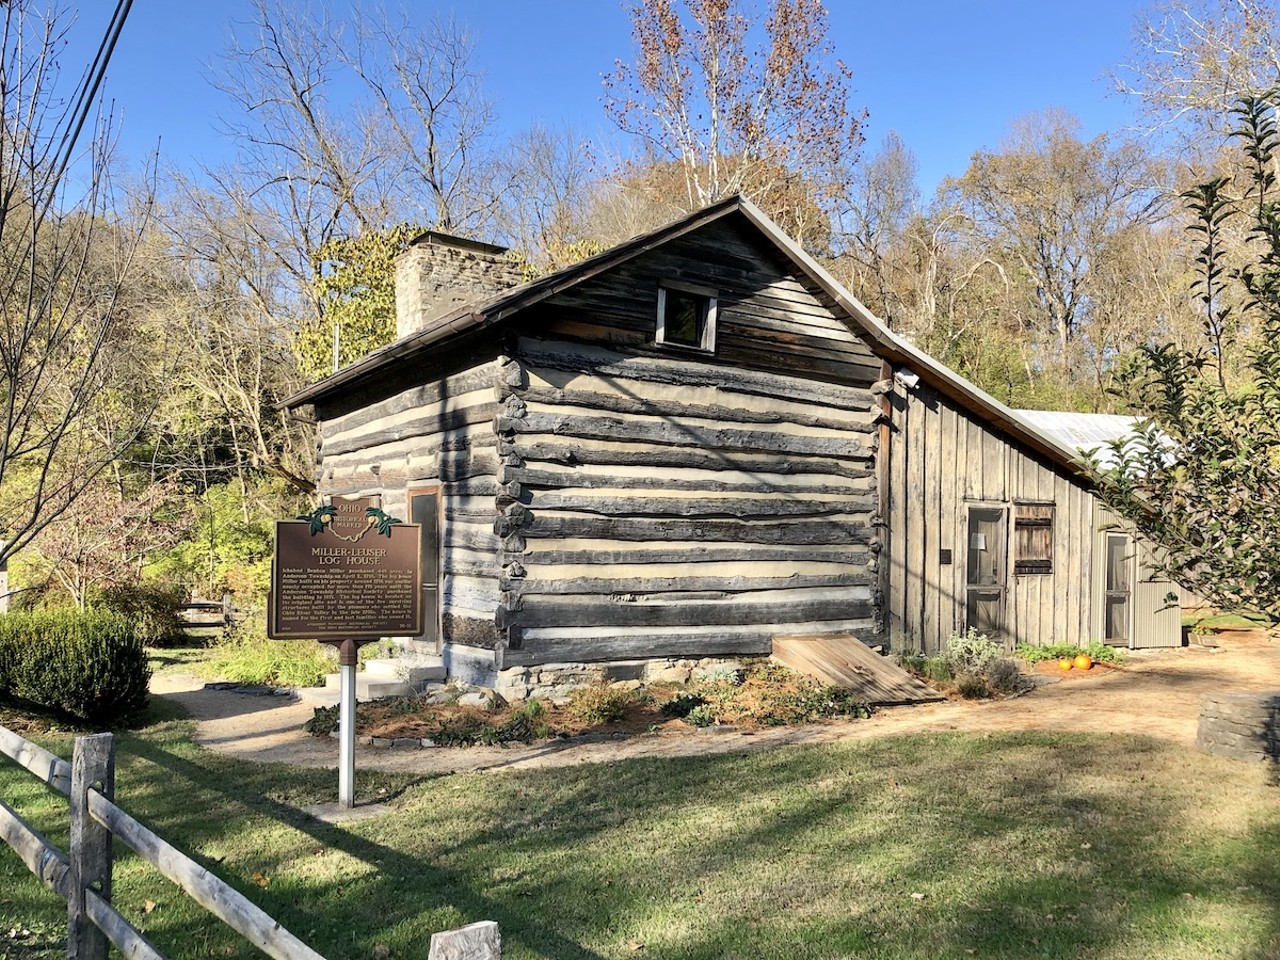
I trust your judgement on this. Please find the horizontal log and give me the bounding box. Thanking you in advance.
[505,571,871,595]
[88,790,328,960]
[517,439,872,478]
[520,492,877,519]
[443,523,501,552]
[323,362,500,436]
[323,404,496,458]
[513,595,872,629]
[499,618,879,666]
[319,429,491,476]
[523,513,872,544]
[518,339,874,411]
[501,633,772,666]
[498,464,870,496]
[516,383,875,433]
[505,413,868,458]
[523,543,870,565]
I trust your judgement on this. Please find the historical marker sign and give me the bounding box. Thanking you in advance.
[268,496,423,640]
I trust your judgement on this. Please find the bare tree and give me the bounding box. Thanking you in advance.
[0,0,155,569]
[948,110,1170,353]
[602,0,865,245]
[1118,0,1280,138]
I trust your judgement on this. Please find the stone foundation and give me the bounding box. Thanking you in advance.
[1197,691,1280,762]
[495,657,748,703]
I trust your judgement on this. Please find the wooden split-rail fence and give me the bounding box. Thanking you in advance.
[0,726,501,960]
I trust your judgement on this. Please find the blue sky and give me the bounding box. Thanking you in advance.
[96,0,1151,197]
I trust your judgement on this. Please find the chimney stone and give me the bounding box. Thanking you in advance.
[394,232,525,339]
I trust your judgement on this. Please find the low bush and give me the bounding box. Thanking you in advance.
[567,684,635,725]
[660,691,706,718]
[0,610,150,723]
[955,672,991,699]
[205,620,335,688]
[97,582,189,647]
[983,657,1030,695]
[1016,641,1125,665]
[946,628,1003,673]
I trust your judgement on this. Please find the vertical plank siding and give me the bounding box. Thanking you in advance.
[887,382,1106,654]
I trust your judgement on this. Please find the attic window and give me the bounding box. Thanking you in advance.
[1014,503,1054,575]
[656,284,717,352]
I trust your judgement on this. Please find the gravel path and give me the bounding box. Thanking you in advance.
[150,631,1280,777]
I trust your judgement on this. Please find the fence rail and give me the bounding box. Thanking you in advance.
[0,725,501,960]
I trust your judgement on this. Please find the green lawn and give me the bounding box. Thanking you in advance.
[2,705,1279,960]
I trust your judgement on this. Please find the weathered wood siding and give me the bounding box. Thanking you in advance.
[495,221,881,666]
[887,382,1099,653]
[314,350,507,649]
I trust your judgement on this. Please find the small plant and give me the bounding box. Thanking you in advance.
[946,628,1002,673]
[698,664,743,686]
[1016,641,1125,665]
[982,657,1029,695]
[566,684,633,725]
[660,691,706,718]
[684,704,718,727]
[955,672,992,699]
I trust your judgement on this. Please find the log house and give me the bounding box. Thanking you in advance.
[284,197,1181,690]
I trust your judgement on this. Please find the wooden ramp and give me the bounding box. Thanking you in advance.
[772,634,945,706]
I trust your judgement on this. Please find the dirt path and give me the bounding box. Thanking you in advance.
[151,631,1280,776]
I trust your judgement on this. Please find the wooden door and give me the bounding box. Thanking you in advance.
[966,506,1007,637]
[1103,533,1132,645]
[407,486,441,649]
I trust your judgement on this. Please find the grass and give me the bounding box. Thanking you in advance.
[3,706,1280,960]
[1184,612,1273,631]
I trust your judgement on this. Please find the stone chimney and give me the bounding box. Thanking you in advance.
[394,231,526,338]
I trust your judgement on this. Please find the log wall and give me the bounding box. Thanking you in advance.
[886,381,1100,654]
[495,220,883,667]
[314,353,508,650]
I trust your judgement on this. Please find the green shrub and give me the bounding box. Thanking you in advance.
[96,582,189,647]
[685,704,718,727]
[566,684,634,725]
[0,610,150,723]
[660,691,706,718]
[205,619,335,688]
[946,628,1002,673]
[1015,641,1125,665]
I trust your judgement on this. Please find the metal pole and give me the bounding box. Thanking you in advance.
[337,640,357,809]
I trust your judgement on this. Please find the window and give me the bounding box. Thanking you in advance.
[656,284,717,352]
[1013,503,1054,575]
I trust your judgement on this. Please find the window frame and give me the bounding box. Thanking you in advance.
[655,282,718,353]
[1013,501,1055,576]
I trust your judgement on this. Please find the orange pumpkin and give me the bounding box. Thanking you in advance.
[1058,657,1074,671]
[1073,654,1093,671]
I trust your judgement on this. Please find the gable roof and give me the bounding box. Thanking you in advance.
[283,196,1098,487]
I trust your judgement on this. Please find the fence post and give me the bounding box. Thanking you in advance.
[68,734,114,960]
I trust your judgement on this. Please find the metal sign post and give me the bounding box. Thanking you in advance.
[335,639,358,809]
[268,497,423,810]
